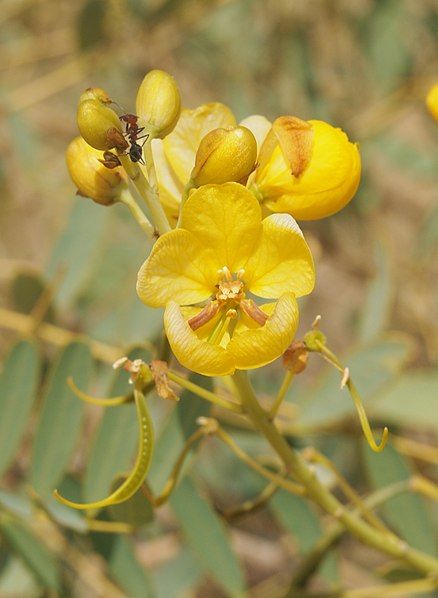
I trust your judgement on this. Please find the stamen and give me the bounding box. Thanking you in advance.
[188,301,220,331]
[240,299,269,325]
[236,268,245,280]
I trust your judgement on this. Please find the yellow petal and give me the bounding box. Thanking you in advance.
[163,103,236,185]
[228,293,299,370]
[137,229,216,307]
[244,214,315,298]
[165,302,235,376]
[259,120,361,220]
[151,139,183,223]
[180,183,262,273]
[239,115,271,155]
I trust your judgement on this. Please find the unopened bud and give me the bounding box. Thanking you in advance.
[136,69,181,139]
[79,86,112,104]
[303,330,327,351]
[191,126,257,187]
[77,99,127,151]
[66,137,125,206]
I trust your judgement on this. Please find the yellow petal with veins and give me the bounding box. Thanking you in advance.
[228,293,299,370]
[180,183,262,273]
[151,139,183,223]
[244,214,315,299]
[137,229,216,307]
[165,302,235,376]
[239,115,271,155]
[163,103,236,185]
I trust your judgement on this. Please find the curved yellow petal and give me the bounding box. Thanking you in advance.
[180,183,262,273]
[228,293,299,370]
[163,103,236,185]
[137,229,216,307]
[165,302,235,377]
[151,139,183,224]
[244,214,315,299]
[239,115,271,155]
[256,120,361,220]
[54,388,153,510]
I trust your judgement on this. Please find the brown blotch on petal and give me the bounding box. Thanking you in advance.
[272,116,313,177]
[106,127,129,151]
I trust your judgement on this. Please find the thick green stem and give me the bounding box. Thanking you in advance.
[232,370,438,576]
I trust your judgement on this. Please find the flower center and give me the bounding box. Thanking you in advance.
[188,265,268,341]
[215,266,245,304]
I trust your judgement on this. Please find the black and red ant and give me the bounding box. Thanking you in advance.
[119,113,149,164]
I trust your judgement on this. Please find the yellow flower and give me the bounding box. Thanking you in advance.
[426,83,438,121]
[248,116,361,220]
[137,183,315,376]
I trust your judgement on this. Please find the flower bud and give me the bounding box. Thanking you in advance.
[66,137,125,206]
[426,83,438,121]
[253,117,361,220]
[79,86,112,104]
[77,99,127,151]
[136,69,181,139]
[191,126,257,187]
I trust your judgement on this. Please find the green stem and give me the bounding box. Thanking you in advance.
[167,370,243,413]
[232,370,438,576]
[119,188,155,237]
[119,151,170,235]
[268,370,294,420]
[287,480,410,591]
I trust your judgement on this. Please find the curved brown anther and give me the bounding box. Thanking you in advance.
[240,299,269,325]
[188,301,220,331]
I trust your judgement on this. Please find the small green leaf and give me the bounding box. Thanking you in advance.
[358,242,392,343]
[373,370,438,431]
[153,549,202,598]
[148,373,212,492]
[11,270,55,321]
[270,491,338,584]
[109,537,154,597]
[362,443,436,555]
[0,341,40,477]
[0,516,60,590]
[46,201,110,309]
[30,342,93,496]
[170,477,245,596]
[108,477,154,528]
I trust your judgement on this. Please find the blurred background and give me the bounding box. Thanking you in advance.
[0,0,437,596]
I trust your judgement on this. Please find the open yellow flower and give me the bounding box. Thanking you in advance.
[137,183,315,376]
[246,116,361,220]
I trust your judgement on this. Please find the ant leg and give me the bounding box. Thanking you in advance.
[139,134,150,147]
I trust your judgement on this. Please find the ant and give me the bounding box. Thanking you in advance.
[119,113,149,164]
